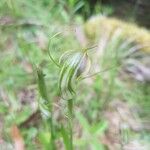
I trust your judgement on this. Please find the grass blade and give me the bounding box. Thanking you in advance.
[61,125,70,150]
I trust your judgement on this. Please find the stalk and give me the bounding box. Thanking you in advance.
[48,113,55,150]
[67,98,73,150]
[37,67,56,150]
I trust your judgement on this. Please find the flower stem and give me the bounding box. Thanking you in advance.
[67,99,73,150]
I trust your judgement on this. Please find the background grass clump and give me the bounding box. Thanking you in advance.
[85,16,150,53]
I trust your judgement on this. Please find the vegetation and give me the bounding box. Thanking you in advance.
[85,16,150,52]
[0,0,150,150]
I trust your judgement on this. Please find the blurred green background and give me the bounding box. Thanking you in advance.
[0,0,150,149]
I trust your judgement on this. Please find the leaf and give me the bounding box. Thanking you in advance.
[76,112,90,132]
[60,125,70,150]
[92,138,105,150]
[73,1,84,13]
[90,121,108,135]
[38,132,51,150]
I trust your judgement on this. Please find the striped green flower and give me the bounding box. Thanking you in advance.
[48,33,93,99]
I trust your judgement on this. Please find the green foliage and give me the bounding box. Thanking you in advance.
[37,67,56,149]
[76,112,107,150]
[61,125,71,150]
[85,16,150,52]
[66,0,114,18]
[38,132,51,150]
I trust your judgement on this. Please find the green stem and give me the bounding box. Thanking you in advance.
[67,99,73,150]
[49,114,56,150]
[37,67,56,150]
